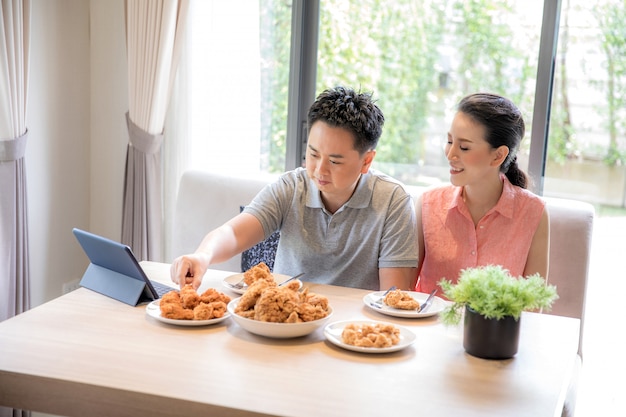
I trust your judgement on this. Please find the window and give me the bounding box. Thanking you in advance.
[316,0,544,188]
[174,0,626,210]
[179,0,291,176]
[545,0,626,208]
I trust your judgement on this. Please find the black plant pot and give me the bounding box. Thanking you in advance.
[463,306,521,359]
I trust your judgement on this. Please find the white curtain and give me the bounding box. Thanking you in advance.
[122,0,188,261]
[0,0,31,414]
[0,0,30,322]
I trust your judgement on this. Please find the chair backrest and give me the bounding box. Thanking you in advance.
[543,197,595,356]
[172,170,274,272]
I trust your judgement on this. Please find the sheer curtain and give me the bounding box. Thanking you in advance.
[162,1,272,262]
[123,0,188,261]
[0,0,31,414]
[0,0,30,325]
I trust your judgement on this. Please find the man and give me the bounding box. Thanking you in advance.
[171,86,417,291]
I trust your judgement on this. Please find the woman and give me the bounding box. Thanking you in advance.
[415,93,549,295]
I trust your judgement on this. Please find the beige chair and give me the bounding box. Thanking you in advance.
[172,170,277,272]
[543,197,595,417]
[543,197,595,355]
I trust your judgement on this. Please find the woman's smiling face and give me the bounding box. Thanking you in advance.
[445,112,504,187]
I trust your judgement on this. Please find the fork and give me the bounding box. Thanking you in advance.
[231,276,247,289]
[372,285,397,306]
[278,272,305,286]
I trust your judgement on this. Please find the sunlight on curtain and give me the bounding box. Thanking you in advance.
[123,0,188,261]
[162,0,268,262]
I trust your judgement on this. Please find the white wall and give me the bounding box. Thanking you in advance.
[26,0,127,307]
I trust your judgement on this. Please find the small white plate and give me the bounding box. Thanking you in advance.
[145,300,230,326]
[222,273,302,295]
[324,320,416,353]
[363,291,446,318]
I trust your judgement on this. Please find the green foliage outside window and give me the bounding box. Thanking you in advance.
[316,0,444,166]
[593,0,626,166]
[259,0,626,175]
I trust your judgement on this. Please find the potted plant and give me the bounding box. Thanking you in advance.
[439,265,558,359]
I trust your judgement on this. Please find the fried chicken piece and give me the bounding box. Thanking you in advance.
[193,301,228,320]
[300,288,329,311]
[254,286,300,322]
[243,262,273,286]
[377,323,401,345]
[341,323,401,348]
[160,302,195,320]
[193,302,214,320]
[180,284,201,309]
[210,301,228,318]
[384,289,420,310]
[282,279,301,292]
[284,311,300,323]
[236,279,275,313]
[237,309,256,319]
[296,303,328,322]
[342,327,356,344]
[200,287,231,304]
[160,290,181,306]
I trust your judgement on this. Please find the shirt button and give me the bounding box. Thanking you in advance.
[471,251,476,255]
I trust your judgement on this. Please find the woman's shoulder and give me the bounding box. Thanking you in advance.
[502,181,546,219]
[506,180,546,207]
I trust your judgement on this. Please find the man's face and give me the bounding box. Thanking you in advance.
[305,121,375,204]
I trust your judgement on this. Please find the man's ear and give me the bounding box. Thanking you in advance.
[492,145,509,167]
[361,150,376,173]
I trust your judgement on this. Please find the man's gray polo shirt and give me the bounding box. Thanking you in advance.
[243,167,417,290]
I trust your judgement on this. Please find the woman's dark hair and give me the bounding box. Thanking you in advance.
[307,86,384,155]
[457,93,529,189]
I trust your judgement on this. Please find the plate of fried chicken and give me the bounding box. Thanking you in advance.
[145,285,232,326]
[363,289,446,318]
[324,320,416,353]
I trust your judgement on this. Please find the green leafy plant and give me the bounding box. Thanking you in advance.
[439,265,558,325]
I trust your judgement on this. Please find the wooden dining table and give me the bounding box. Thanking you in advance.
[0,261,580,417]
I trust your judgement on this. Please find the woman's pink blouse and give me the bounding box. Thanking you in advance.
[416,178,545,294]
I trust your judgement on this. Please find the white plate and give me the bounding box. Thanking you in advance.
[324,320,416,353]
[363,291,446,318]
[145,300,230,326]
[227,298,332,338]
[222,272,302,295]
